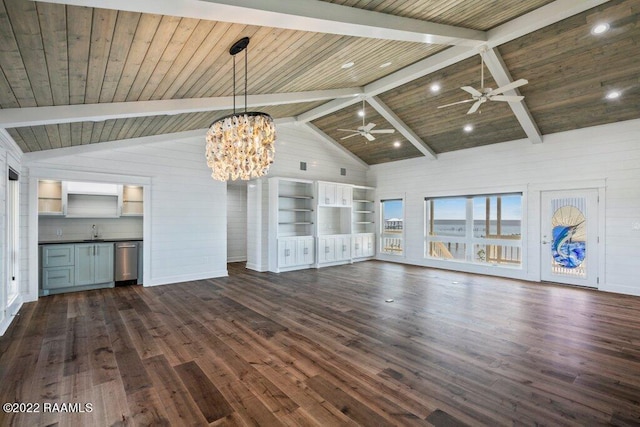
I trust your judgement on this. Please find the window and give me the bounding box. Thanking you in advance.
[381,198,404,256]
[425,193,522,267]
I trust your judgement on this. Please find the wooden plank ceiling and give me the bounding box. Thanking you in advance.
[0,0,638,166]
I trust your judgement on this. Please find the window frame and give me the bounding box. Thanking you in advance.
[425,192,524,268]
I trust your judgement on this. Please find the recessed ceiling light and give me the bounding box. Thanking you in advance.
[591,23,609,35]
[606,90,621,100]
[358,110,365,117]
[463,124,473,132]
[430,83,441,93]
[380,62,392,68]
[341,61,355,69]
[393,141,401,148]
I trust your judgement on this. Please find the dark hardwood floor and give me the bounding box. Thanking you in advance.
[2,261,640,426]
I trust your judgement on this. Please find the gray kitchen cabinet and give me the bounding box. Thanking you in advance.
[41,244,76,290]
[74,243,114,286]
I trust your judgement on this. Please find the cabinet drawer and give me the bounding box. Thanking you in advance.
[42,245,74,267]
[42,267,74,289]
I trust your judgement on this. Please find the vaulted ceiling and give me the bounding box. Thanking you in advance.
[0,0,638,166]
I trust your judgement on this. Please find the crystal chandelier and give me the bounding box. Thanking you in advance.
[205,37,276,181]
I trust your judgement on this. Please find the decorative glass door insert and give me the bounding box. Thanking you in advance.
[541,190,598,287]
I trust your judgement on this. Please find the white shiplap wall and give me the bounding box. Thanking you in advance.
[227,183,247,262]
[0,133,24,335]
[23,131,227,298]
[247,123,369,271]
[368,118,640,296]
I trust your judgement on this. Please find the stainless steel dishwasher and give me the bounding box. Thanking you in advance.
[115,241,138,283]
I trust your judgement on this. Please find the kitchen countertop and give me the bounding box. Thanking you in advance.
[39,238,143,245]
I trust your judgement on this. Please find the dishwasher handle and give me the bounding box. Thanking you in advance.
[117,244,137,248]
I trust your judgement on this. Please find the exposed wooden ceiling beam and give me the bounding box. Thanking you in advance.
[29,0,486,46]
[303,123,370,169]
[482,48,543,144]
[0,88,361,128]
[294,0,609,134]
[367,96,436,159]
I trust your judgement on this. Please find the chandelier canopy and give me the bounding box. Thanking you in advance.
[205,37,276,181]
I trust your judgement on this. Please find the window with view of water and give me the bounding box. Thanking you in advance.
[425,193,522,267]
[381,199,404,256]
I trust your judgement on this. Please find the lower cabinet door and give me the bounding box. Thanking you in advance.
[319,237,336,263]
[297,237,315,265]
[74,244,96,286]
[337,236,351,261]
[42,266,74,289]
[278,238,297,268]
[352,235,363,258]
[94,243,114,283]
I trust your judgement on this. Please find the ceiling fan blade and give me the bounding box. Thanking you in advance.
[340,133,359,140]
[337,128,358,132]
[363,122,376,132]
[490,95,524,102]
[461,86,482,97]
[467,100,482,114]
[488,79,528,96]
[364,133,375,141]
[370,129,395,134]
[437,99,475,109]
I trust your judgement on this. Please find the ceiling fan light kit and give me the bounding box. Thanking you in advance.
[438,50,528,115]
[337,99,396,142]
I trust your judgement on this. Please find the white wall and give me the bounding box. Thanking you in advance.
[246,123,369,271]
[368,119,640,296]
[23,131,228,299]
[227,183,247,262]
[0,132,24,335]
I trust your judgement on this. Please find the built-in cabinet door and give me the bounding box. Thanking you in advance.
[297,237,315,265]
[278,239,297,268]
[336,235,351,260]
[319,182,353,207]
[352,235,363,258]
[319,237,336,263]
[75,243,114,285]
[74,244,96,286]
[319,183,337,206]
[363,234,375,257]
[94,243,114,283]
[338,185,352,207]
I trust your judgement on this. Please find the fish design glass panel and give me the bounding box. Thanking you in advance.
[550,198,587,278]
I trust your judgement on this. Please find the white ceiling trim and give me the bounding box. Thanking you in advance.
[30,0,486,46]
[367,96,436,159]
[302,123,369,169]
[482,48,543,144]
[0,88,362,128]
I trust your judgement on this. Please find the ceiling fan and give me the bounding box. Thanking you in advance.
[437,51,528,114]
[337,99,395,141]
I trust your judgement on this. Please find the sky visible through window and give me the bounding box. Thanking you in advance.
[432,195,522,220]
[382,199,403,220]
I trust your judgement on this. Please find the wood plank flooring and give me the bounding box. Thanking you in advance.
[2,261,640,426]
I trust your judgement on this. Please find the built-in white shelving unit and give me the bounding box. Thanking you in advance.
[269,178,315,272]
[352,186,376,260]
[268,178,376,272]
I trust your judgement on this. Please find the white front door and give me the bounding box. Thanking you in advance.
[541,189,599,287]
